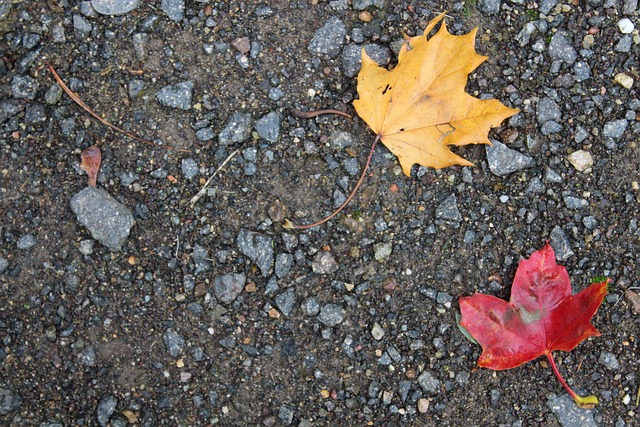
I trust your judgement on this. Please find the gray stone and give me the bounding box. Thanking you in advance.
[24,104,46,124]
[486,140,534,176]
[373,242,392,261]
[0,388,22,415]
[623,0,638,13]
[562,194,589,209]
[548,31,577,65]
[181,158,198,179]
[342,44,391,77]
[11,75,38,100]
[311,251,339,275]
[308,16,347,58]
[96,395,118,426]
[91,0,139,15]
[573,61,591,81]
[0,258,8,274]
[237,229,273,276]
[73,15,93,37]
[132,33,148,61]
[541,121,563,135]
[163,328,185,358]
[275,287,296,316]
[548,393,597,427]
[16,233,36,250]
[192,244,211,275]
[79,239,95,255]
[615,35,632,53]
[0,101,23,124]
[128,79,145,99]
[417,371,440,395]
[303,298,320,316]
[353,0,385,9]
[196,127,215,141]
[275,253,293,278]
[598,351,620,370]
[219,112,253,145]
[329,130,357,149]
[213,273,246,304]
[537,97,562,124]
[318,304,346,327]
[480,0,501,14]
[70,187,135,252]
[79,346,97,366]
[255,111,281,143]
[278,405,295,426]
[156,81,193,110]
[602,119,628,139]
[161,0,184,21]
[539,0,558,14]
[550,226,574,261]
[435,194,462,223]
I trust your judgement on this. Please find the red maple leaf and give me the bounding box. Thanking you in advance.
[459,243,607,408]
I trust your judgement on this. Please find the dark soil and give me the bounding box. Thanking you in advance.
[1,1,639,426]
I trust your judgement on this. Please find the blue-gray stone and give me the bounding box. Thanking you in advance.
[342,44,391,77]
[309,16,347,58]
[550,226,574,261]
[598,351,620,370]
[181,158,198,179]
[196,127,215,141]
[79,346,97,366]
[582,216,597,230]
[480,0,501,14]
[0,388,22,415]
[353,0,385,8]
[156,81,193,110]
[537,97,561,124]
[329,130,357,149]
[417,371,440,395]
[91,0,139,15]
[275,253,293,278]
[219,112,253,145]
[278,405,295,426]
[24,104,46,124]
[213,273,246,304]
[16,233,36,250]
[539,0,558,14]
[615,35,632,53]
[128,79,145,98]
[318,303,346,327]
[275,287,296,316]
[541,121,563,135]
[192,244,211,275]
[237,229,273,276]
[11,75,38,100]
[562,193,589,209]
[548,393,597,427]
[548,31,577,65]
[603,119,628,139]
[161,0,184,21]
[96,395,118,426]
[255,111,281,143]
[70,187,135,252]
[163,328,185,358]
[0,258,8,274]
[302,297,320,316]
[73,15,92,37]
[486,140,534,176]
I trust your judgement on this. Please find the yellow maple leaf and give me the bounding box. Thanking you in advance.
[353,13,519,175]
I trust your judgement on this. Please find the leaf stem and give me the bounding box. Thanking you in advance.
[285,135,380,230]
[546,351,598,409]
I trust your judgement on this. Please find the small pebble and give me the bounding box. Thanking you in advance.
[567,150,593,172]
[618,18,634,34]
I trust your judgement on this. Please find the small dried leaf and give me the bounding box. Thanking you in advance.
[80,145,101,187]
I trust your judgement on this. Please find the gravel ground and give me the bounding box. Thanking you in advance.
[1,0,639,426]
